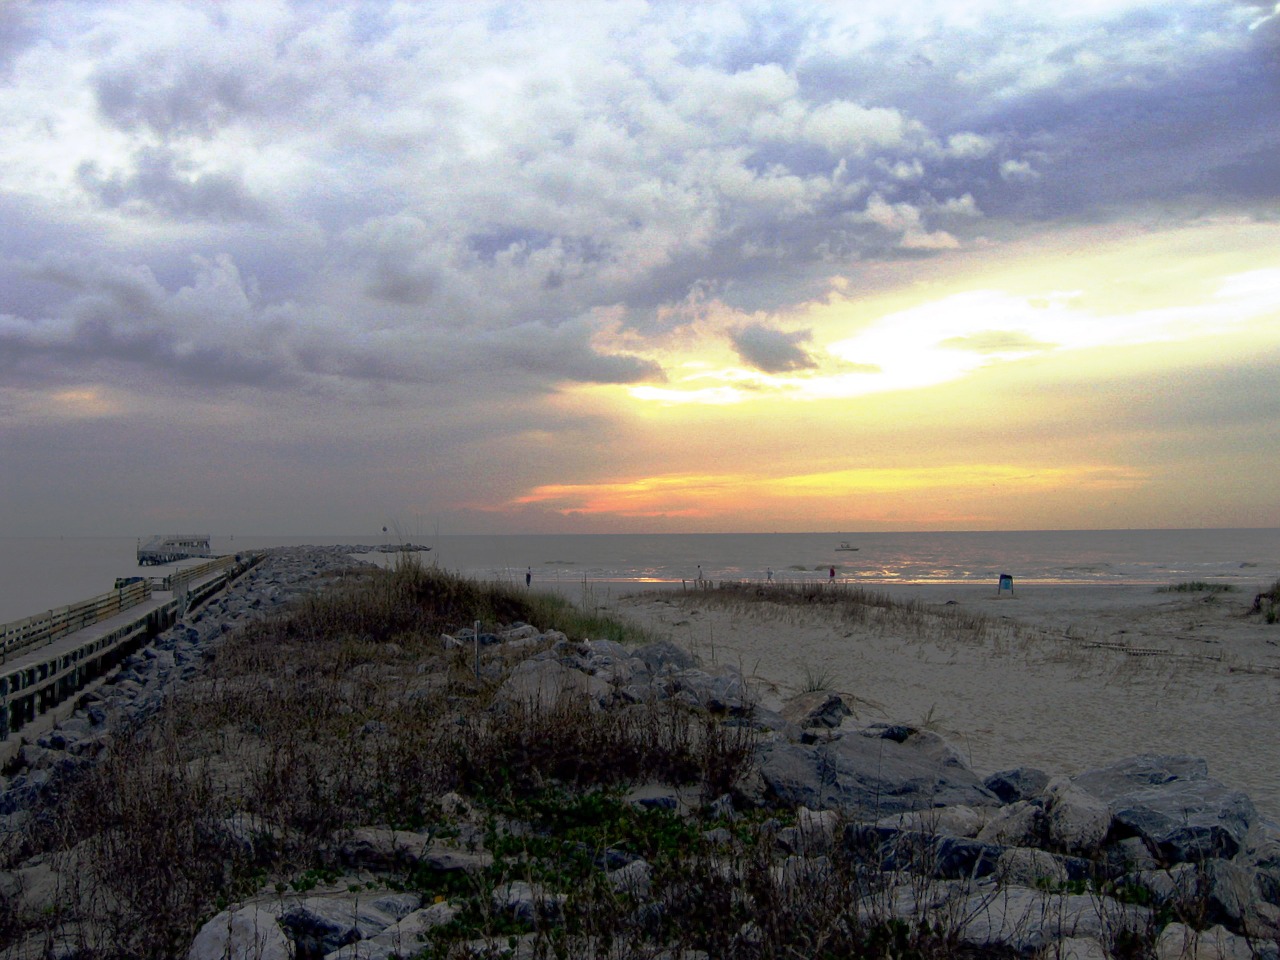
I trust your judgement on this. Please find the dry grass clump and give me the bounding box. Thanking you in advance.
[1156,581,1236,594]
[1253,578,1280,624]
[684,580,1001,643]
[458,696,753,805]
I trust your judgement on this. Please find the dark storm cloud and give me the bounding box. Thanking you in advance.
[2,252,329,390]
[76,147,268,222]
[94,58,252,138]
[481,320,665,386]
[2,255,286,388]
[730,323,817,373]
[0,245,661,395]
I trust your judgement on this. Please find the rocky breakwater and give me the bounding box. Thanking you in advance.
[0,545,374,833]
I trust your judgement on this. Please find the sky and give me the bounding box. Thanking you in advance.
[1,0,1278,537]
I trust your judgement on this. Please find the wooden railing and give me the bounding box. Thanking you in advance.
[152,555,236,595]
[0,580,152,664]
[0,554,262,741]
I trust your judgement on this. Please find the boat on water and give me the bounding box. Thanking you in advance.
[836,541,859,551]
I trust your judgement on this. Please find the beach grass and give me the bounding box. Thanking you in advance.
[1155,580,1237,594]
[670,579,1001,643]
[1255,577,1280,624]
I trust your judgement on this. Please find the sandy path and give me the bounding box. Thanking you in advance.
[602,582,1280,821]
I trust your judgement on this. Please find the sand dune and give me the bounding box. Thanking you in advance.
[606,582,1280,821]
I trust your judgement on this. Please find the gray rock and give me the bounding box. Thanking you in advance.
[1250,831,1280,908]
[930,835,1003,879]
[187,905,291,960]
[781,691,852,729]
[664,666,748,713]
[956,885,1148,955]
[491,880,566,923]
[996,847,1070,887]
[501,624,541,642]
[1045,778,1112,854]
[493,659,612,712]
[777,806,842,855]
[1154,922,1277,960]
[625,783,682,811]
[338,827,433,870]
[1073,756,1256,862]
[1131,859,1263,933]
[584,638,631,663]
[1109,836,1161,873]
[609,859,653,899]
[756,724,999,818]
[976,800,1046,848]
[984,767,1050,804]
[633,640,699,673]
[772,854,836,889]
[1046,936,1110,960]
[419,845,493,873]
[325,902,446,960]
[280,896,398,956]
[877,804,989,839]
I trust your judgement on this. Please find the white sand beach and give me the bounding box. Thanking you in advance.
[607,582,1280,821]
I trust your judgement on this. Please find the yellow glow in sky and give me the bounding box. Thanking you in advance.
[532,220,1280,529]
[612,253,1280,408]
[18,386,126,420]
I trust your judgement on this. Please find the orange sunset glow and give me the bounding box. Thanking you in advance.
[525,220,1280,531]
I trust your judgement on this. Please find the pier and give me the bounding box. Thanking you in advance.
[137,533,214,565]
[0,553,259,744]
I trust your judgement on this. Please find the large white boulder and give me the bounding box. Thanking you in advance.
[188,905,291,960]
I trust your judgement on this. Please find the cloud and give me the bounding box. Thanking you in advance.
[76,147,268,222]
[852,192,963,251]
[0,251,401,392]
[999,158,1040,182]
[938,330,1058,355]
[0,3,38,79]
[730,323,818,373]
[802,100,917,154]
[945,132,997,159]
[481,319,667,387]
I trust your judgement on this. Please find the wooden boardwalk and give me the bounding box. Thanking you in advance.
[0,555,257,740]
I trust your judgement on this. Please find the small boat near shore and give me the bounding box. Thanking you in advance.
[836,541,859,551]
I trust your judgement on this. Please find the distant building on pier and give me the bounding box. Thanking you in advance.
[137,534,214,565]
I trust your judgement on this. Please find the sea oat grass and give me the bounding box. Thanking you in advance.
[1156,581,1237,594]
[669,580,1004,646]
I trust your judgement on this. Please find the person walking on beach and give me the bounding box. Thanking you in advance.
[829,565,836,583]
[766,567,773,582]
[525,566,532,588]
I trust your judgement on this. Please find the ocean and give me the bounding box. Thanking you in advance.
[2,528,1278,625]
